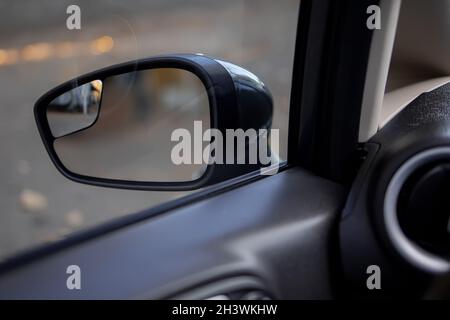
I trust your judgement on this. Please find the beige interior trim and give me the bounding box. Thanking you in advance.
[359,0,402,142]
[380,76,450,128]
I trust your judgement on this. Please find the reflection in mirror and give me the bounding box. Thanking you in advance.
[47,80,103,138]
[53,68,210,182]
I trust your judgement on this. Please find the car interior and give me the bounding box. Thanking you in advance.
[0,0,449,300]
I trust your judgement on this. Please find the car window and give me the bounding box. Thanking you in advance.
[0,0,300,260]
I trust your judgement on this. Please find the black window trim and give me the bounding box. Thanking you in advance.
[289,0,378,185]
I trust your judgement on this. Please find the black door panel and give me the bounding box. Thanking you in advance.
[0,168,344,299]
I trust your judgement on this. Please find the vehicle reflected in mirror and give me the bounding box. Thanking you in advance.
[47,80,102,138]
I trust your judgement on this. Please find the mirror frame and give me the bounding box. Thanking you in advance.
[34,54,241,191]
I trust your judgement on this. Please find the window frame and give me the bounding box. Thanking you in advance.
[289,0,378,185]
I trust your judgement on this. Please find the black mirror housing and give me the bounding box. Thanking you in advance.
[34,54,274,191]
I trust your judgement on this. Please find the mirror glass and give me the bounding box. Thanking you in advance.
[47,80,103,138]
[48,68,210,182]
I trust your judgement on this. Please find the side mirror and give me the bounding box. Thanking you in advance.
[34,54,276,191]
